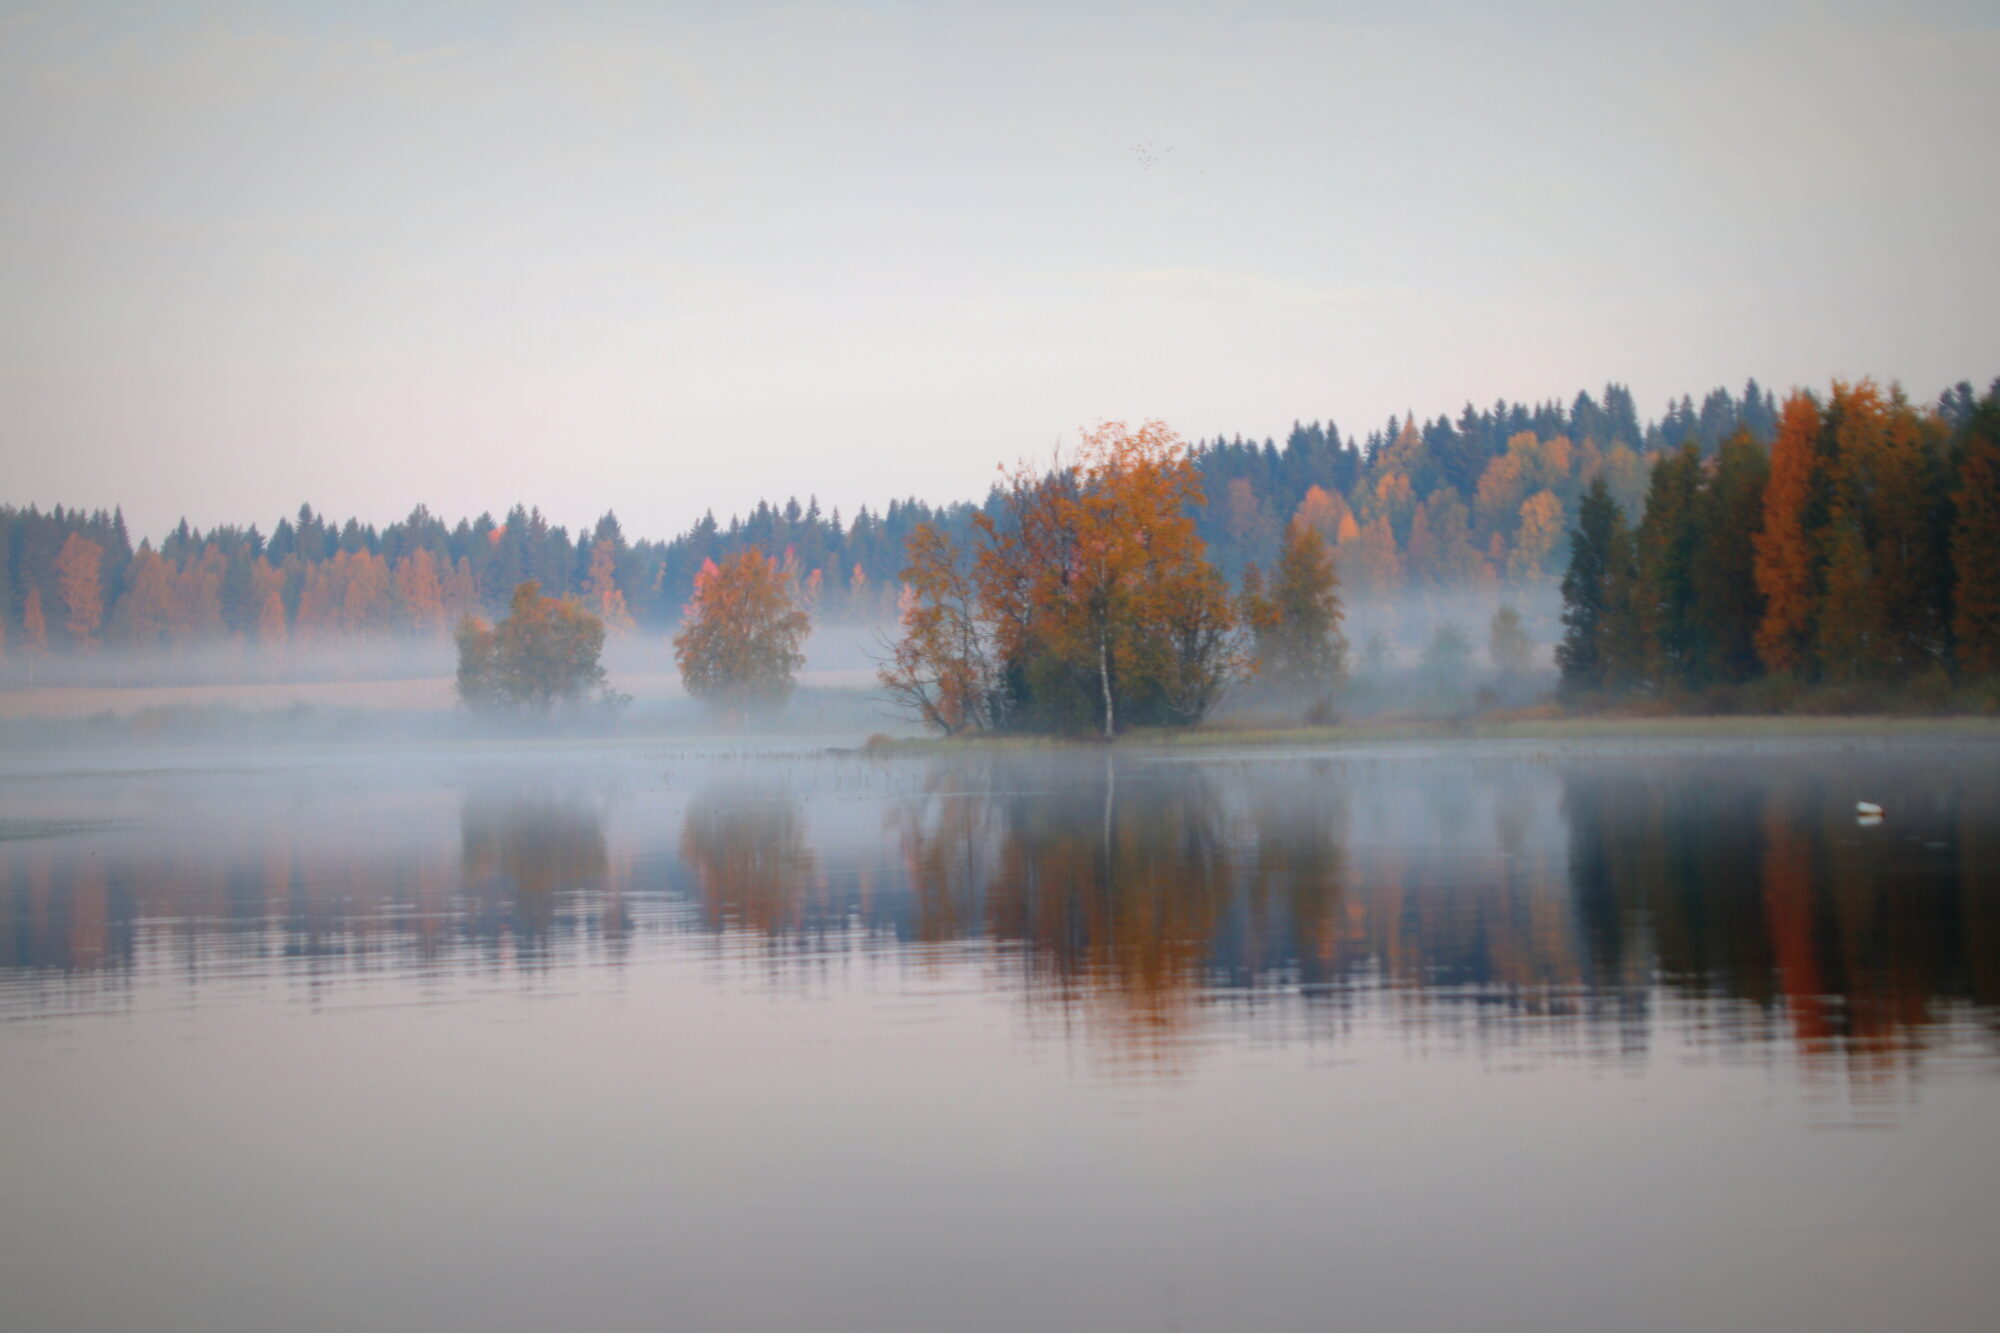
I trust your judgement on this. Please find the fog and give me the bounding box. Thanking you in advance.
[0,583,1580,750]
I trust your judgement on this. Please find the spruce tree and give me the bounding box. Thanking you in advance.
[1952,395,2000,676]
[1557,478,1633,697]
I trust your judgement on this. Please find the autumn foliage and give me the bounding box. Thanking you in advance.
[1562,376,1998,703]
[454,581,616,713]
[1240,520,1346,713]
[673,547,811,718]
[885,421,1242,737]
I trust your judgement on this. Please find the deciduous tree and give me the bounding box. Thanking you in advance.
[583,539,634,633]
[21,587,47,656]
[1242,520,1346,712]
[1754,392,1822,674]
[115,546,176,648]
[673,547,810,718]
[456,581,616,713]
[55,533,104,650]
[394,549,446,636]
[973,421,1239,737]
[879,523,998,735]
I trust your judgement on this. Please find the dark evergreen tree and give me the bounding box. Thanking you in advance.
[1557,478,1634,697]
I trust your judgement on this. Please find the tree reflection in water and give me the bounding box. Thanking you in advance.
[678,783,819,939]
[460,790,612,967]
[1,747,1996,1096]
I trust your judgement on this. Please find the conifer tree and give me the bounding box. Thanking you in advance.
[1634,444,1702,690]
[1557,478,1633,697]
[1691,428,1769,683]
[1952,394,2000,676]
[1816,505,1882,683]
[1869,393,1951,673]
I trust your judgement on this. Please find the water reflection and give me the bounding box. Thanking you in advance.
[681,784,818,937]
[2,746,1997,1096]
[461,791,617,965]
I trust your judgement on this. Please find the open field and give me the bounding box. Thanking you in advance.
[0,668,880,721]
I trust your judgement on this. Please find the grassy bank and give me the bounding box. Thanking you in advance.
[861,711,2000,753]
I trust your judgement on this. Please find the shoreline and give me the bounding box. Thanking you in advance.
[859,713,2000,753]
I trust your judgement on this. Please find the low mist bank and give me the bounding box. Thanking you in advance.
[0,619,896,691]
[23,580,1986,750]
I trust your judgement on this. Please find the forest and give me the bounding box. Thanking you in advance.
[1558,381,2000,706]
[2,375,1995,699]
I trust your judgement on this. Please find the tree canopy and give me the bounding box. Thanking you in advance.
[455,581,615,713]
[672,547,811,718]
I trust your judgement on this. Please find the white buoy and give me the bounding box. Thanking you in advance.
[1856,801,1883,817]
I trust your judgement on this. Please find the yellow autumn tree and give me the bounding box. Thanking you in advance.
[1508,490,1564,585]
[673,547,811,718]
[394,549,446,636]
[1292,485,1351,546]
[170,545,227,645]
[56,533,105,651]
[250,558,289,649]
[1339,514,1403,601]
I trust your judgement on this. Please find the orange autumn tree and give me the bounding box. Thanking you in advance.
[673,547,811,718]
[250,558,289,648]
[1753,391,1822,674]
[891,420,1240,738]
[394,549,446,636]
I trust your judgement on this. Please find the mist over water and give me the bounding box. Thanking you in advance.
[3,738,1998,1331]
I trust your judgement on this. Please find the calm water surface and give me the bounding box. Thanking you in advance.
[3,738,1998,1332]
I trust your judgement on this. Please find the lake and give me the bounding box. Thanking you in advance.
[3,736,1997,1332]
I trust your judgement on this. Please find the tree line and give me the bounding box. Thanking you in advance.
[1557,379,2000,703]
[5,374,1900,660]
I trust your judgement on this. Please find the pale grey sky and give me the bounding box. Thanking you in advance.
[3,0,1996,541]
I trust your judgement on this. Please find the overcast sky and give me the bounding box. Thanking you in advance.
[3,0,1996,542]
